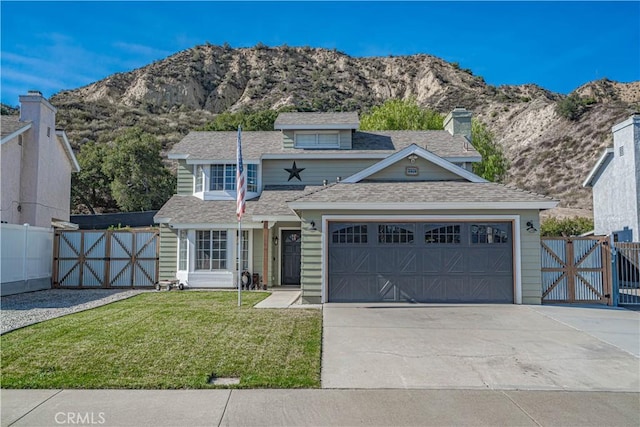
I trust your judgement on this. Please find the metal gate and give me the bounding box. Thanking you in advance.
[53,230,158,288]
[612,242,640,305]
[541,237,612,305]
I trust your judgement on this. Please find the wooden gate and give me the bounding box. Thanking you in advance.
[53,229,159,288]
[541,237,612,305]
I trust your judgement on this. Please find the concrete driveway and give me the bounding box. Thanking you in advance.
[322,304,640,391]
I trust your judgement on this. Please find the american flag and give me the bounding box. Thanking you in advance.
[236,126,246,221]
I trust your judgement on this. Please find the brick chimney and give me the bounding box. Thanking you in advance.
[444,107,472,144]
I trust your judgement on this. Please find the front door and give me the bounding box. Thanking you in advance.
[282,230,301,286]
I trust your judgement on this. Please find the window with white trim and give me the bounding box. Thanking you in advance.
[196,230,227,270]
[208,164,258,192]
[294,131,340,148]
[195,165,204,192]
[236,230,249,271]
[178,230,188,271]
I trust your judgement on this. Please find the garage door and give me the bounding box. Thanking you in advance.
[328,222,514,303]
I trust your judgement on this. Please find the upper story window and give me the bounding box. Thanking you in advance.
[194,164,258,194]
[294,131,340,148]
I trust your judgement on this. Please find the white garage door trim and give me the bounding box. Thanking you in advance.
[321,214,522,304]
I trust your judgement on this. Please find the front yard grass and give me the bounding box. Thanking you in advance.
[1,292,322,389]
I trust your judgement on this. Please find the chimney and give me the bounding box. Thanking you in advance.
[444,107,472,145]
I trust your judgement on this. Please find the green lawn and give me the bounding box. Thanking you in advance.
[1,292,322,389]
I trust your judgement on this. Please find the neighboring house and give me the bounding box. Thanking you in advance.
[1,91,80,228]
[583,113,640,242]
[1,91,80,296]
[155,108,557,304]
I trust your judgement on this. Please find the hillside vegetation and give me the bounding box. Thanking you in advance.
[41,44,639,212]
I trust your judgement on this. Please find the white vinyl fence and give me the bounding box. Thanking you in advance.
[0,223,54,296]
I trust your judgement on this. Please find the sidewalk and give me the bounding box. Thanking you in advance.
[2,388,639,426]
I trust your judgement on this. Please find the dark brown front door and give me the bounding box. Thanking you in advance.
[282,230,301,286]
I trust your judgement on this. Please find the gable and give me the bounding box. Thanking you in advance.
[365,155,463,181]
[344,144,485,183]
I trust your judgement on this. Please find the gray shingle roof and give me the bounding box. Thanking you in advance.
[289,181,557,205]
[155,186,313,224]
[169,130,480,160]
[1,116,30,140]
[251,185,312,216]
[274,112,359,127]
[155,181,557,225]
[155,195,256,224]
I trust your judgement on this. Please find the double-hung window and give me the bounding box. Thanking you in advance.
[178,230,188,270]
[207,164,257,192]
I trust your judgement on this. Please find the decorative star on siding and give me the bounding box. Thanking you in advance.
[285,161,305,181]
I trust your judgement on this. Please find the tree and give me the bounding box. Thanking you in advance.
[541,217,594,237]
[102,128,175,212]
[471,119,508,183]
[72,142,116,214]
[359,99,508,182]
[360,98,443,130]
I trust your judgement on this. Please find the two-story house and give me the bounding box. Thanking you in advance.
[155,108,557,304]
[1,91,80,228]
[583,113,640,242]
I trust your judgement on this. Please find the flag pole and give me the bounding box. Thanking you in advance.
[237,217,242,307]
[236,125,245,307]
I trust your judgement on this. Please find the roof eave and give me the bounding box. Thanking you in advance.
[274,124,358,130]
[287,201,559,210]
[0,122,32,145]
[583,148,614,188]
[55,130,80,172]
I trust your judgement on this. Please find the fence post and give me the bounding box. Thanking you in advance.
[22,224,29,286]
[610,236,619,307]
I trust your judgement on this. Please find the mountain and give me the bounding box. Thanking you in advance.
[49,44,640,212]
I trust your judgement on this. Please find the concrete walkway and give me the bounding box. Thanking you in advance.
[2,389,639,426]
[254,289,302,308]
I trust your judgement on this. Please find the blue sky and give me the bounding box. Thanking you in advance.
[1,1,638,106]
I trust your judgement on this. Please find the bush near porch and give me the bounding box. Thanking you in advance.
[1,292,322,389]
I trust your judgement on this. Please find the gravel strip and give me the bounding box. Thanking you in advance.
[1,289,150,334]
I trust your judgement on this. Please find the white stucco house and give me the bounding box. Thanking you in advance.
[1,91,80,228]
[583,113,640,242]
[1,91,80,295]
[155,108,558,304]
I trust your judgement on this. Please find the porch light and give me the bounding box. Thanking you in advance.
[526,221,537,233]
[274,236,279,246]
[309,220,316,231]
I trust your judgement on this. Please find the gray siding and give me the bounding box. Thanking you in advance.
[283,131,294,149]
[262,159,377,186]
[339,130,352,149]
[177,160,193,195]
[159,224,178,280]
[298,209,543,305]
[368,157,462,181]
[282,130,352,150]
[301,218,322,304]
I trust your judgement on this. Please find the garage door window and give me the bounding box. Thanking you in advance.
[425,224,461,244]
[471,224,509,244]
[378,224,414,244]
[332,225,368,244]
